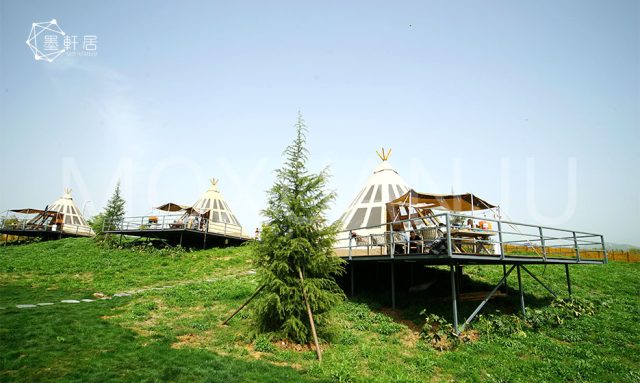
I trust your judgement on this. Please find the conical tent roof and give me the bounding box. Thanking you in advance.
[190,179,242,227]
[338,149,409,233]
[46,188,94,236]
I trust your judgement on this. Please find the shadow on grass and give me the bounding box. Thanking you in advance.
[0,299,327,383]
[341,263,557,327]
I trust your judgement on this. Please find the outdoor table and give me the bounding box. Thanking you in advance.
[450,228,494,254]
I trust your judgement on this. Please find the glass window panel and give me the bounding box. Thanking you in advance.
[346,208,367,230]
[361,186,375,204]
[373,185,382,202]
[366,207,382,227]
[388,185,397,201]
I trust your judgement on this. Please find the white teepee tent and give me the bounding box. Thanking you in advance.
[183,179,248,238]
[337,149,410,236]
[45,188,95,237]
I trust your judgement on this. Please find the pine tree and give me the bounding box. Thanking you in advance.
[102,182,126,232]
[253,113,345,343]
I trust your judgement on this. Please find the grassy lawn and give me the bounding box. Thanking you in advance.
[1,238,639,382]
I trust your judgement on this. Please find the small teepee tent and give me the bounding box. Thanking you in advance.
[182,179,248,238]
[337,149,410,236]
[42,188,94,237]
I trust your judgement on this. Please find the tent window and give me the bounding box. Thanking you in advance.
[66,206,72,214]
[65,216,71,224]
[212,212,220,222]
[366,207,382,227]
[348,188,366,208]
[73,216,80,225]
[373,185,382,202]
[388,185,397,201]
[213,200,218,210]
[223,201,231,212]
[346,208,367,230]
[361,186,375,204]
[395,185,404,197]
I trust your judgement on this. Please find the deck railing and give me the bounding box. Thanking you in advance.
[0,217,92,236]
[334,212,607,264]
[103,214,245,238]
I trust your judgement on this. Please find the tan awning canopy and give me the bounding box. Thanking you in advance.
[388,189,496,212]
[10,208,61,215]
[154,202,190,212]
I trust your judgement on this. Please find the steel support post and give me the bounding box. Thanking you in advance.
[517,264,526,318]
[461,265,516,330]
[565,264,572,297]
[502,264,508,294]
[521,265,557,299]
[450,264,459,335]
[350,262,355,297]
[390,262,396,310]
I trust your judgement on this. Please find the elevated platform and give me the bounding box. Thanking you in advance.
[103,215,250,249]
[104,228,248,248]
[0,228,89,240]
[334,212,607,333]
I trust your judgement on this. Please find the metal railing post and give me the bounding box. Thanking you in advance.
[390,224,395,259]
[497,219,504,260]
[573,231,581,262]
[600,235,607,264]
[348,230,353,260]
[445,213,453,258]
[539,227,546,261]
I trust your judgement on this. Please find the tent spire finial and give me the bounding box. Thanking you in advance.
[376,147,392,162]
[63,187,72,197]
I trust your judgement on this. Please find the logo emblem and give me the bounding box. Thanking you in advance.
[26,19,66,62]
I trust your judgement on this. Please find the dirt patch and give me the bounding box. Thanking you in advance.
[379,307,422,332]
[271,361,303,370]
[273,339,318,352]
[171,333,198,349]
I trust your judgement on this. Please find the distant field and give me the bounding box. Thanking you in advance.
[1,239,639,382]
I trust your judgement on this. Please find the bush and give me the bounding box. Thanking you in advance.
[254,334,277,353]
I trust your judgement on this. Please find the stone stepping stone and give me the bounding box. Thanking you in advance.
[113,293,131,297]
[37,303,54,306]
[81,299,94,303]
[16,304,37,308]
[61,300,80,304]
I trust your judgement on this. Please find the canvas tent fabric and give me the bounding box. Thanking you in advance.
[337,152,410,234]
[41,189,94,237]
[10,208,51,214]
[182,179,248,238]
[155,202,190,212]
[388,190,496,212]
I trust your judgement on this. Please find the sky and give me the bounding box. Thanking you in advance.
[0,1,638,245]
